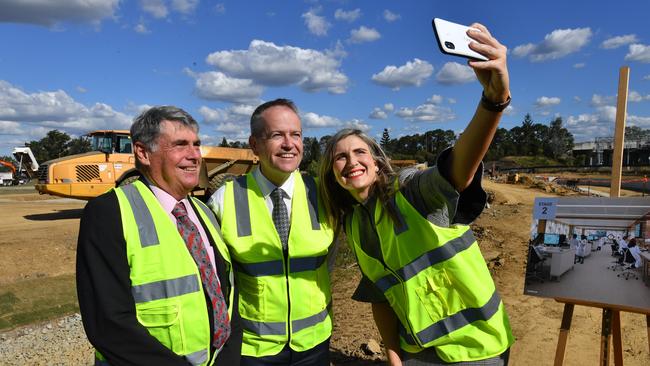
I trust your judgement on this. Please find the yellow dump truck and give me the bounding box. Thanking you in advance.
[35,130,257,200]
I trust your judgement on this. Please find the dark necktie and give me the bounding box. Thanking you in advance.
[172,201,231,349]
[270,188,290,249]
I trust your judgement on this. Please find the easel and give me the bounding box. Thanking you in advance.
[552,67,650,365]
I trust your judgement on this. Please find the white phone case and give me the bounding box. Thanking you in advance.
[432,18,488,61]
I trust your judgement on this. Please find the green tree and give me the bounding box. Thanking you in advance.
[28,130,71,162]
[219,137,229,147]
[625,126,650,140]
[67,136,92,155]
[545,117,574,161]
[300,137,322,175]
[380,128,391,151]
[427,129,456,157]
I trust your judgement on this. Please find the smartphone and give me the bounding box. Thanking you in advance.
[432,18,488,61]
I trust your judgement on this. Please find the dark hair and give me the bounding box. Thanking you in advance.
[318,128,397,232]
[131,106,198,169]
[628,238,637,247]
[250,98,299,137]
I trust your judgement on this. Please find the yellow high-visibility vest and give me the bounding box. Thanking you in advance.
[346,182,514,362]
[221,172,334,357]
[94,181,234,366]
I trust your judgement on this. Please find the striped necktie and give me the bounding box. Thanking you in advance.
[172,201,231,349]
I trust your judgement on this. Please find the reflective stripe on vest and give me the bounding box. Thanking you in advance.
[347,185,513,361]
[221,172,334,357]
[374,229,475,293]
[131,273,201,302]
[185,349,208,365]
[113,181,232,366]
[120,183,159,247]
[240,303,331,335]
[233,254,328,276]
[96,349,208,366]
[399,290,502,345]
[233,174,320,236]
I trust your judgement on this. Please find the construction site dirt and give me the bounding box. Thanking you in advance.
[0,180,648,365]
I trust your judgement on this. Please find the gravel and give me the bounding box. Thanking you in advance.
[0,313,94,366]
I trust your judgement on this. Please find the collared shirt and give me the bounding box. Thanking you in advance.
[208,166,296,222]
[151,184,217,271]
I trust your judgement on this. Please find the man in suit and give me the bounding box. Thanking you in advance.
[208,99,334,365]
[77,105,241,366]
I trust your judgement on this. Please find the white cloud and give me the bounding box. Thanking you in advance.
[185,69,263,104]
[503,105,515,116]
[205,40,348,94]
[628,115,650,127]
[302,7,330,36]
[196,105,255,140]
[334,8,361,22]
[601,34,639,49]
[383,103,394,112]
[0,0,119,26]
[371,58,433,90]
[76,86,87,93]
[349,26,381,44]
[435,62,476,85]
[629,91,650,102]
[0,121,24,135]
[213,3,225,14]
[625,44,650,63]
[369,108,388,119]
[134,23,150,34]
[343,119,370,132]
[644,75,650,81]
[573,63,585,68]
[590,94,616,107]
[198,104,254,124]
[427,95,443,105]
[565,105,634,140]
[172,0,199,14]
[512,27,592,62]
[535,96,561,107]
[301,112,341,128]
[141,0,168,19]
[0,80,132,146]
[395,96,456,123]
[383,10,400,22]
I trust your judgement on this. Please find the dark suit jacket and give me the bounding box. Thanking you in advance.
[76,181,242,366]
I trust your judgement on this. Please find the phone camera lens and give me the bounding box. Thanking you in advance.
[444,41,455,50]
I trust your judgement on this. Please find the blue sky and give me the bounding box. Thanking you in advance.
[1,0,650,157]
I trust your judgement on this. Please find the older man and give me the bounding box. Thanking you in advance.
[77,106,241,365]
[208,99,334,366]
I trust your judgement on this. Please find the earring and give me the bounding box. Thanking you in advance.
[375,166,379,172]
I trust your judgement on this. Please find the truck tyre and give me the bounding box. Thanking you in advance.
[206,173,236,198]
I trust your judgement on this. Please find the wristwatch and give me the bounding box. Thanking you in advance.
[481,92,511,112]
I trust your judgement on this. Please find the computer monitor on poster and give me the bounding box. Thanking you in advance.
[544,233,560,246]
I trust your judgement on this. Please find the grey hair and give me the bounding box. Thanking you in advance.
[131,105,199,151]
[131,106,198,170]
[250,98,299,137]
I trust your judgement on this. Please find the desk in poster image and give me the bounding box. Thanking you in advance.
[545,248,575,280]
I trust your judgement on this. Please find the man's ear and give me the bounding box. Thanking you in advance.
[134,142,151,167]
[249,135,258,155]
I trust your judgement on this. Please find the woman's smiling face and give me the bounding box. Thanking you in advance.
[332,135,378,202]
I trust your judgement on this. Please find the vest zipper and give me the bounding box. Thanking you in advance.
[361,201,425,349]
[284,243,291,343]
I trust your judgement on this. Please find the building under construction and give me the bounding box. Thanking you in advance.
[573,137,650,167]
